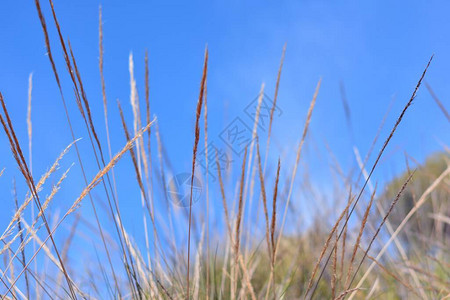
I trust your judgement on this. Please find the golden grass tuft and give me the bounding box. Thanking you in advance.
[0,5,447,299]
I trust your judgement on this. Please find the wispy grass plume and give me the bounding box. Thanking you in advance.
[187,47,208,300]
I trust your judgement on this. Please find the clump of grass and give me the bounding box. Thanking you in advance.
[0,3,448,300]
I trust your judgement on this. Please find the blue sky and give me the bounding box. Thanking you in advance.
[0,0,449,291]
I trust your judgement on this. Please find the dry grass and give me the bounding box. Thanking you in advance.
[187,47,208,300]
[0,3,448,300]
